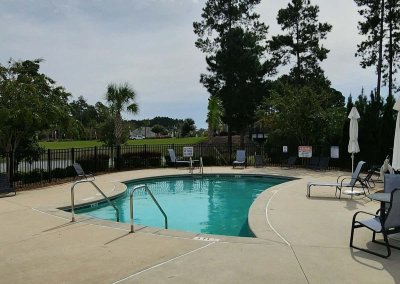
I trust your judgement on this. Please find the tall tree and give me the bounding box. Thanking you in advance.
[0,59,70,153]
[105,83,138,146]
[384,0,400,95]
[269,0,332,85]
[355,0,400,97]
[151,124,167,137]
[262,79,344,147]
[69,96,99,139]
[379,92,396,158]
[194,0,270,147]
[181,118,196,137]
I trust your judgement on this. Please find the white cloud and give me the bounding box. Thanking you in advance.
[0,0,389,129]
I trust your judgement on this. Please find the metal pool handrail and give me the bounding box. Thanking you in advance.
[129,184,168,233]
[189,157,204,175]
[70,179,120,222]
[199,157,203,175]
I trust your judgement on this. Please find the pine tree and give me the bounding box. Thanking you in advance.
[355,0,400,97]
[193,0,270,147]
[269,0,332,85]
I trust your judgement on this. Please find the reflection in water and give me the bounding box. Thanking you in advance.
[76,176,287,237]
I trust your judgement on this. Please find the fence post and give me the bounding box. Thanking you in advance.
[116,145,121,170]
[229,143,232,164]
[94,146,98,172]
[47,149,52,182]
[71,148,75,164]
[9,151,14,187]
[144,144,147,168]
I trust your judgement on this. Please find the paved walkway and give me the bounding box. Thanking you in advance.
[1,167,399,283]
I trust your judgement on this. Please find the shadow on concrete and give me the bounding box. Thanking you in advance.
[104,232,131,245]
[42,221,80,233]
[350,239,400,282]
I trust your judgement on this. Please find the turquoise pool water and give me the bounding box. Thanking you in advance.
[76,175,289,237]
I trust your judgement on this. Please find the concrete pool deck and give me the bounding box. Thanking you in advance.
[1,167,400,283]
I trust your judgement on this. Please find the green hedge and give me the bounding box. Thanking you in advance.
[119,151,161,169]
[76,154,110,172]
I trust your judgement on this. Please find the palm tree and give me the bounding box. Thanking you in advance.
[105,83,138,146]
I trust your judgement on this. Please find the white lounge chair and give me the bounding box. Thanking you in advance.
[167,149,191,168]
[307,161,367,198]
[233,150,246,168]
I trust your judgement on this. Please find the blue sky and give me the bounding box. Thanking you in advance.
[0,0,378,129]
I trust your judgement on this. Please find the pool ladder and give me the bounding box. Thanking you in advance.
[70,179,120,222]
[129,184,168,233]
[189,157,203,175]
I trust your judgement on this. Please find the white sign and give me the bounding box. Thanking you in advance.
[298,146,312,158]
[283,146,288,153]
[183,147,193,157]
[330,146,339,159]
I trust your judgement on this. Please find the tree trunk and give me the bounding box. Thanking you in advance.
[296,20,301,84]
[208,123,214,141]
[228,125,232,164]
[115,112,122,146]
[388,1,393,97]
[240,130,245,149]
[377,0,385,97]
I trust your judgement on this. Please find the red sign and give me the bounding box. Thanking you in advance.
[298,146,312,158]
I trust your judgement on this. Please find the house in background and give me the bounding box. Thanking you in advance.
[129,127,156,139]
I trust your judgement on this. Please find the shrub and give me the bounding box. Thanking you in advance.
[50,166,76,179]
[76,154,110,172]
[201,156,217,166]
[51,168,67,179]
[65,165,76,177]
[21,169,49,184]
[120,151,161,169]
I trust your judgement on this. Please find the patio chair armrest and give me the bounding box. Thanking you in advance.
[355,177,368,187]
[375,208,385,215]
[86,172,95,180]
[339,176,356,186]
[336,175,351,183]
[352,211,379,222]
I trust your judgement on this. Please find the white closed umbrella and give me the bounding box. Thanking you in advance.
[392,100,400,170]
[348,107,360,172]
[380,156,394,180]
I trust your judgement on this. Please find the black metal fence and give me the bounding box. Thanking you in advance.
[1,142,371,190]
[0,143,264,189]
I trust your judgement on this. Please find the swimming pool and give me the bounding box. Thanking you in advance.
[76,174,290,237]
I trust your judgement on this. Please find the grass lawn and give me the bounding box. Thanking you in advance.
[39,137,207,149]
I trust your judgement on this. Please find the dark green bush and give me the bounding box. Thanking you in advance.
[21,169,49,184]
[76,154,110,172]
[65,165,76,177]
[51,168,67,179]
[201,156,217,166]
[120,151,161,169]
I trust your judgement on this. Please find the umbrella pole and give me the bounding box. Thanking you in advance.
[351,153,354,173]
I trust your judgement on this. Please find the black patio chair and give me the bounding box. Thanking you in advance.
[0,173,16,196]
[308,156,320,170]
[317,157,330,171]
[72,163,95,180]
[282,156,297,168]
[359,169,376,189]
[350,188,400,258]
